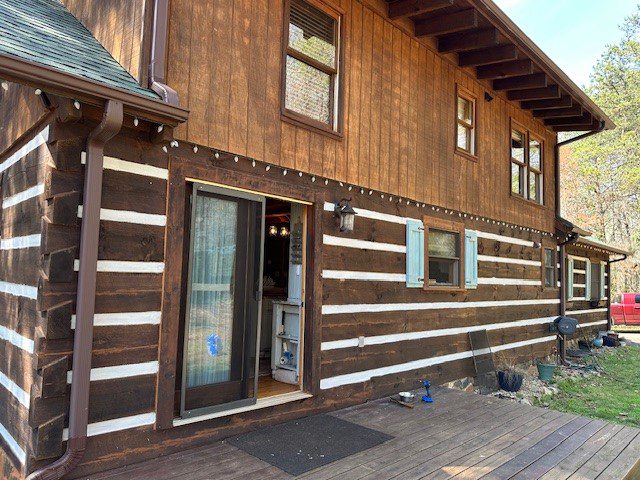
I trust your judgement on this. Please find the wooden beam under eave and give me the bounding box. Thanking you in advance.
[507,85,560,101]
[493,72,547,91]
[544,113,593,127]
[415,9,478,37]
[521,95,572,110]
[388,0,454,20]
[533,105,583,118]
[553,120,601,132]
[438,28,499,53]
[476,59,532,79]
[458,45,519,67]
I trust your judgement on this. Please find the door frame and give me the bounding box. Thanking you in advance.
[156,154,323,430]
[179,183,266,419]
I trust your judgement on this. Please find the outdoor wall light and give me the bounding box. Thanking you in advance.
[268,225,278,236]
[280,226,290,237]
[334,198,357,233]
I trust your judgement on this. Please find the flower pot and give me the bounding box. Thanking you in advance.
[497,370,523,392]
[536,363,556,381]
[592,337,604,348]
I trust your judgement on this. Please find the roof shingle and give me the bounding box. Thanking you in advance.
[0,0,158,99]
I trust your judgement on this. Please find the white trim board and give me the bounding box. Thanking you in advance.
[0,234,41,250]
[477,255,541,267]
[0,126,49,175]
[63,412,156,441]
[173,391,313,427]
[67,361,159,384]
[71,311,161,329]
[477,277,541,286]
[74,260,165,274]
[2,184,44,209]
[322,315,560,351]
[81,152,168,180]
[0,281,37,300]
[77,206,167,226]
[0,370,29,408]
[323,235,406,253]
[0,325,34,353]
[566,308,608,315]
[474,230,535,247]
[322,298,559,315]
[320,335,557,389]
[321,270,406,282]
[0,420,26,465]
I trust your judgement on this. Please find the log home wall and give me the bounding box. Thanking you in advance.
[60,0,149,82]
[165,0,557,232]
[22,132,607,478]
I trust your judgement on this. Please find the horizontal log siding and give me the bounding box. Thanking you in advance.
[0,123,52,472]
[317,195,562,392]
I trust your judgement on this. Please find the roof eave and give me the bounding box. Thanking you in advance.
[576,238,631,256]
[0,52,189,126]
[469,0,615,132]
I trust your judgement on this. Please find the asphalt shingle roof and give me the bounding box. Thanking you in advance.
[0,0,159,99]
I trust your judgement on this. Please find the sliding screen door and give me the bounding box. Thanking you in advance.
[181,184,264,417]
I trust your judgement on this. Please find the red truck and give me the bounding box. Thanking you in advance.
[611,293,640,326]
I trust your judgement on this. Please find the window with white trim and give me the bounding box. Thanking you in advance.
[510,121,543,205]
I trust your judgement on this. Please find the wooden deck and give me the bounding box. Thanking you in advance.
[88,387,640,480]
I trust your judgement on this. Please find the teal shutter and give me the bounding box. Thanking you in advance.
[406,219,424,288]
[585,259,592,299]
[600,262,606,299]
[567,258,574,300]
[464,230,478,289]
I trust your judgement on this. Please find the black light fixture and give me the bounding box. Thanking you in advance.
[334,198,357,233]
[484,92,494,102]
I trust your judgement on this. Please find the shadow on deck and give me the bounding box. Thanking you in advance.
[88,386,640,480]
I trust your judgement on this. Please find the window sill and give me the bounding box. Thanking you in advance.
[424,285,466,294]
[281,110,343,141]
[455,148,478,163]
[510,192,547,209]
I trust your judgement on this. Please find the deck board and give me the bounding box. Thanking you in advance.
[87,387,640,480]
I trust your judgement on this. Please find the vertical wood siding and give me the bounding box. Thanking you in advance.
[165,0,557,232]
[60,0,148,82]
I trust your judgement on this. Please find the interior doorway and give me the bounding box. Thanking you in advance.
[176,184,306,419]
[259,198,305,398]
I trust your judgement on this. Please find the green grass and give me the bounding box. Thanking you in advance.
[537,347,640,427]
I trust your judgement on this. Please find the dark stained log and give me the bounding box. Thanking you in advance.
[520,95,572,110]
[544,113,593,127]
[458,45,519,67]
[507,85,560,101]
[414,9,478,37]
[493,72,547,91]
[44,169,82,199]
[43,192,81,226]
[533,105,583,118]
[476,59,533,79]
[387,0,454,20]
[37,356,68,398]
[42,248,76,283]
[30,414,64,460]
[29,395,66,429]
[438,29,499,53]
[36,301,73,341]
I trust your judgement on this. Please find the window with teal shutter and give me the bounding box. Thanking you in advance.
[464,230,478,289]
[406,219,424,288]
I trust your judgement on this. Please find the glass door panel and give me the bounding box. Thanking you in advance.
[181,184,264,417]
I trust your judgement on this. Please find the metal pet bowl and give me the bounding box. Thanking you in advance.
[399,391,415,403]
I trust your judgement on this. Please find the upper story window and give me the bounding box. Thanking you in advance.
[456,86,476,158]
[283,0,341,134]
[510,120,543,204]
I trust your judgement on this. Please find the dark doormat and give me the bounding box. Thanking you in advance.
[227,414,393,475]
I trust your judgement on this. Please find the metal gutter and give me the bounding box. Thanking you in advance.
[26,100,123,480]
[470,0,615,131]
[0,52,187,126]
[148,0,179,105]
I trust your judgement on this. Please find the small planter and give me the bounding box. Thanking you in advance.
[536,362,556,381]
[592,337,604,348]
[497,370,523,392]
